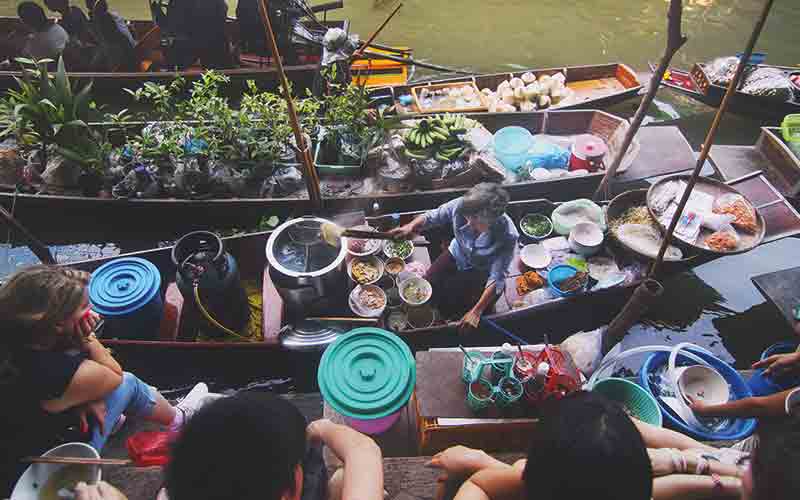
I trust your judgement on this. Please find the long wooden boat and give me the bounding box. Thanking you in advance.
[710,127,800,199]
[651,62,800,118]
[373,63,643,115]
[0,16,412,94]
[57,174,800,387]
[0,109,693,244]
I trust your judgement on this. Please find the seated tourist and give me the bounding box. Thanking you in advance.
[0,266,208,497]
[74,392,384,500]
[150,0,232,70]
[44,0,93,44]
[86,0,134,46]
[390,183,518,332]
[17,2,69,61]
[87,0,137,71]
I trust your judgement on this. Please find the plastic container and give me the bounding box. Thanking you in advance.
[462,350,487,383]
[11,442,101,500]
[493,126,534,172]
[490,351,513,380]
[736,51,766,65]
[781,114,800,144]
[548,265,586,297]
[467,379,494,411]
[89,257,163,340]
[675,365,730,405]
[592,378,663,427]
[640,347,757,441]
[495,376,523,407]
[318,328,415,435]
[748,341,800,396]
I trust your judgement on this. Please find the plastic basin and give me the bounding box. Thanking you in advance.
[12,442,101,500]
[592,378,662,427]
[548,265,585,297]
[639,347,756,441]
[748,341,800,396]
[493,126,534,172]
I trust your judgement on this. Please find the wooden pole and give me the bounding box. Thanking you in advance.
[353,3,403,59]
[257,0,322,210]
[0,205,55,265]
[594,0,687,201]
[650,0,775,278]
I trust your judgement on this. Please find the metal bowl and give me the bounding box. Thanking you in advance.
[349,285,387,318]
[347,255,385,285]
[519,213,554,240]
[344,225,382,257]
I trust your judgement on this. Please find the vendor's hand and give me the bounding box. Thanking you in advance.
[458,309,482,334]
[425,446,493,482]
[686,396,714,416]
[752,352,800,377]
[77,399,107,435]
[75,481,128,500]
[387,225,416,241]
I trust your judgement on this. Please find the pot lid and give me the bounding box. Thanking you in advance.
[573,134,608,159]
[89,257,161,316]
[318,327,415,419]
[280,320,345,351]
[266,217,346,277]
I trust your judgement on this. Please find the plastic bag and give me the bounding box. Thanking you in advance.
[702,212,736,232]
[705,57,739,86]
[527,136,570,170]
[321,28,359,66]
[126,431,173,466]
[741,67,794,100]
[561,327,605,377]
[713,193,758,234]
[551,199,606,235]
[705,226,740,252]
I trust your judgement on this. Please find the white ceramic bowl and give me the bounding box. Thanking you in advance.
[676,365,730,406]
[398,276,433,306]
[347,256,385,285]
[349,285,387,318]
[12,442,101,500]
[344,225,382,257]
[520,244,552,269]
[568,221,604,256]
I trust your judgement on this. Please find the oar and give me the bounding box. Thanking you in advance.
[353,3,404,60]
[320,221,432,247]
[22,456,132,466]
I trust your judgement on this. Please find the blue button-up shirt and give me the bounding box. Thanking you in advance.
[421,197,519,296]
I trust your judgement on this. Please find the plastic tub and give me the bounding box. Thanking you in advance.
[89,257,163,340]
[748,341,800,396]
[592,378,663,427]
[639,347,757,441]
[548,265,586,297]
[12,442,101,500]
[493,126,534,172]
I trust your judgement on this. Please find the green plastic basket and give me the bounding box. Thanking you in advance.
[592,378,663,427]
[782,114,800,144]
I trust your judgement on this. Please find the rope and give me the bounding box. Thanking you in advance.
[192,283,253,342]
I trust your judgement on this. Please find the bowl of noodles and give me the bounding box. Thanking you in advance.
[12,442,101,500]
[347,256,385,285]
[398,276,433,306]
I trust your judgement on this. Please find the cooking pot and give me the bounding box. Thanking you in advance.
[266,216,348,315]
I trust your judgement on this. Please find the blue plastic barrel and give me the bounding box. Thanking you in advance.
[748,341,800,397]
[639,347,756,441]
[89,257,163,340]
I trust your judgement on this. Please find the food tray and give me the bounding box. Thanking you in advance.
[646,176,766,255]
[411,81,487,114]
[606,189,697,263]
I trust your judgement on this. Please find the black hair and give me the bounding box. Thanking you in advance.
[18,2,49,30]
[751,417,800,500]
[166,392,308,500]
[523,391,652,500]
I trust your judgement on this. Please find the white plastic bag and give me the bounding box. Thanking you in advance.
[560,327,605,377]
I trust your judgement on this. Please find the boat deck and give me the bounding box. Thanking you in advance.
[751,266,800,333]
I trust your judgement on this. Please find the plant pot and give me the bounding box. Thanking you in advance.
[315,127,364,177]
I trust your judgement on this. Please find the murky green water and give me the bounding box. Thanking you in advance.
[1,0,798,370]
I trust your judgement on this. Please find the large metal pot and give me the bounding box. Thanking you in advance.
[266,216,348,315]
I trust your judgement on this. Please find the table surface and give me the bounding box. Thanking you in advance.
[751,266,800,331]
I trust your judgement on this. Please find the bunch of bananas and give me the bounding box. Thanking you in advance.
[404,114,472,162]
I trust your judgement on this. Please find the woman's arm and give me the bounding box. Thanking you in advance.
[453,467,524,500]
[40,359,123,414]
[460,283,497,332]
[85,336,123,376]
[689,390,794,418]
[652,475,741,500]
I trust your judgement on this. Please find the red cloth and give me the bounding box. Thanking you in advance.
[126,431,174,466]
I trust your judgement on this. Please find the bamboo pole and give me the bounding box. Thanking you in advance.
[0,205,55,265]
[353,3,403,59]
[257,0,322,210]
[650,0,775,278]
[594,0,687,201]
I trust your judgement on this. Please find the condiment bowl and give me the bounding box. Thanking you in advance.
[568,221,604,256]
[384,257,406,277]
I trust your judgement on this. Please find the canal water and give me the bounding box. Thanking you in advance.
[0,0,798,375]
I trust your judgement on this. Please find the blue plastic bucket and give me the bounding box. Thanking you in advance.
[639,347,756,441]
[89,257,163,340]
[493,126,534,173]
[547,265,584,297]
[736,52,766,65]
[748,341,800,396]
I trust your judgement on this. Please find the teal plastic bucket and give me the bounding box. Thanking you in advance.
[89,257,163,340]
[592,378,663,427]
[493,126,534,172]
[318,328,415,435]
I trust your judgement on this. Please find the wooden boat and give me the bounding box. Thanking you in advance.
[651,62,800,118]
[0,16,412,95]
[58,174,800,386]
[710,127,800,199]
[0,109,693,244]
[372,63,643,115]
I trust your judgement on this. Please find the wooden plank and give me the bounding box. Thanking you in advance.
[751,266,800,332]
[709,144,795,195]
[614,126,696,182]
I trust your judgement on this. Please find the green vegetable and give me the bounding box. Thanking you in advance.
[522,215,552,237]
[386,240,413,258]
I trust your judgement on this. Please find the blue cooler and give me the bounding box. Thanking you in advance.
[89,257,163,340]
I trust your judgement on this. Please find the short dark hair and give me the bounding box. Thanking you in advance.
[18,2,49,30]
[523,391,652,500]
[751,418,800,500]
[459,183,509,224]
[166,392,308,500]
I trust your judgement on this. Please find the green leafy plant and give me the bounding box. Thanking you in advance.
[124,77,186,121]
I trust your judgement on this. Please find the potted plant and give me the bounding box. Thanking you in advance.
[316,77,373,175]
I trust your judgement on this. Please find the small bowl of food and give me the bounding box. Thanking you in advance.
[387,310,408,331]
[399,276,433,306]
[349,284,387,318]
[345,225,382,257]
[568,221,604,256]
[383,239,414,260]
[384,257,406,277]
[520,213,554,240]
[347,256,384,285]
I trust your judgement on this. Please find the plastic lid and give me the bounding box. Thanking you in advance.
[318,327,415,419]
[89,257,161,316]
[574,134,608,158]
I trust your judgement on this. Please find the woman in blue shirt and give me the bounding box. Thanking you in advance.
[390,183,518,332]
